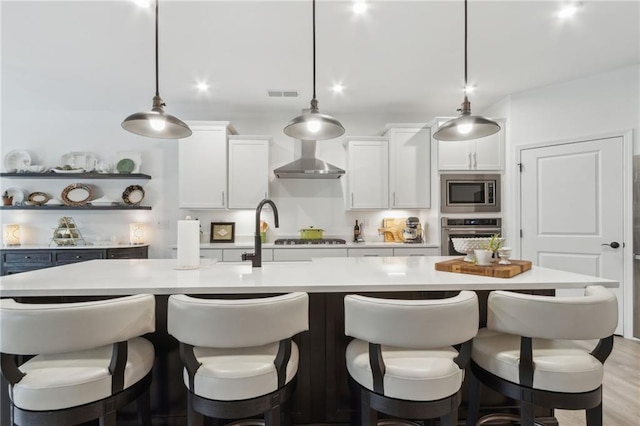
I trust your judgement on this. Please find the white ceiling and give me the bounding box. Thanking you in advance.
[2,0,639,122]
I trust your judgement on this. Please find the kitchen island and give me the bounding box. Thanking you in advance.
[0,257,617,425]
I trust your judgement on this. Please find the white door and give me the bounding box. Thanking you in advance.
[520,136,625,335]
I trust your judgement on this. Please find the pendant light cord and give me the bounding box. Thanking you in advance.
[155,0,160,97]
[312,0,317,101]
[464,0,468,95]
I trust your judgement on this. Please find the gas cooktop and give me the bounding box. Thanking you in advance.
[274,238,347,245]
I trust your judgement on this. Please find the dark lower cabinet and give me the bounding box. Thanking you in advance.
[0,246,149,275]
[0,289,556,426]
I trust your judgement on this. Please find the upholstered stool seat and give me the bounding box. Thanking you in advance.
[0,294,156,426]
[344,291,479,426]
[466,286,618,426]
[346,341,463,401]
[168,292,309,426]
[186,342,299,401]
[12,337,154,411]
[472,330,603,393]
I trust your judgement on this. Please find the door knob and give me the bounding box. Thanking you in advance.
[601,242,620,249]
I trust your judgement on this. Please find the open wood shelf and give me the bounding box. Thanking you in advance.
[0,172,151,179]
[0,205,152,210]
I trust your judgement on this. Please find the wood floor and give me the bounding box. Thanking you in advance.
[555,336,640,425]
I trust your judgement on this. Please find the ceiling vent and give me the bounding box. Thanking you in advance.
[267,90,299,98]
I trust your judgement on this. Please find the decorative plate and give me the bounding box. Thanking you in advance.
[61,183,94,206]
[116,151,142,173]
[122,185,145,205]
[4,150,31,172]
[117,158,135,174]
[52,167,85,173]
[28,192,50,206]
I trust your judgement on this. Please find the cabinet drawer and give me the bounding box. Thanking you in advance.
[348,248,393,257]
[107,246,149,259]
[4,252,53,264]
[55,250,105,263]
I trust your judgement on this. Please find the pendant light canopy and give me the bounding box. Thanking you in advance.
[284,0,345,141]
[122,0,191,139]
[433,0,500,141]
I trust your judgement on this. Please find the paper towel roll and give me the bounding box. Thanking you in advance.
[177,219,200,268]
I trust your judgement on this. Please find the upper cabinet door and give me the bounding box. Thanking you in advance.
[345,137,389,210]
[437,118,505,171]
[228,136,270,209]
[384,126,431,209]
[179,122,235,209]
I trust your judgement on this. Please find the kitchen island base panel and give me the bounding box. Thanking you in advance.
[1,291,555,426]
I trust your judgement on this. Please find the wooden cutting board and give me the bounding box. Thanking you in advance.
[435,258,532,278]
[378,218,406,242]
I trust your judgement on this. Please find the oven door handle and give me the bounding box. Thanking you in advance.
[444,228,502,234]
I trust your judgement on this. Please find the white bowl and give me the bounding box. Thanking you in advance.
[451,237,504,262]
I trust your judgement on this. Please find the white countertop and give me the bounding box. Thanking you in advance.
[170,242,440,249]
[0,256,617,297]
[1,244,149,250]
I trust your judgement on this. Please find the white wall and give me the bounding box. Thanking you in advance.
[1,107,440,258]
[485,64,639,251]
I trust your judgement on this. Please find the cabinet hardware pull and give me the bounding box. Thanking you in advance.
[221,192,225,206]
[468,152,472,169]
[351,193,354,207]
[24,256,31,259]
[393,192,396,206]
[409,254,425,256]
[473,152,477,169]
[76,256,81,259]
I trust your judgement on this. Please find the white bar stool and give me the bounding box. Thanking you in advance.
[167,292,309,426]
[466,286,618,426]
[344,291,479,426]
[0,294,156,426]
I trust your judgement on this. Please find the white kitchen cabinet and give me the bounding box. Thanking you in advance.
[179,121,237,209]
[348,248,394,257]
[381,125,431,209]
[436,118,505,171]
[228,136,270,209]
[344,137,389,210]
[171,248,223,261]
[273,248,348,262]
[393,247,440,256]
[222,248,273,262]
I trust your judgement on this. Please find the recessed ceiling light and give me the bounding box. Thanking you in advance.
[332,83,345,94]
[133,0,151,8]
[196,82,210,92]
[353,1,368,15]
[557,3,579,20]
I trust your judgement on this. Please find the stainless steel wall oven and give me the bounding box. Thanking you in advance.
[441,217,502,256]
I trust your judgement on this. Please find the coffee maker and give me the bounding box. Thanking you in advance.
[403,217,424,243]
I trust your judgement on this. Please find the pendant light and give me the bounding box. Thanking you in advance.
[122,0,192,139]
[283,0,345,140]
[433,0,500,141]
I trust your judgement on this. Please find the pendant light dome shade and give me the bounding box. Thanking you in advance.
[283,0,345,141]
[433,0,500,142]
[433,97,501,141]
[122,96,192,139]
[121,0,191,139]
[284,100,345,140]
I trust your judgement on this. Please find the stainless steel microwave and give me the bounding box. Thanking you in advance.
[440,174,501,213]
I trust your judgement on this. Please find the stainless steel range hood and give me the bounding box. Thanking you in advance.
[274,140,345,179]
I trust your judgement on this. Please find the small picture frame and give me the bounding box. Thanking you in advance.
[210,222,235,243]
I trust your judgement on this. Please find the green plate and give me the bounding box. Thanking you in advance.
[117,158,135,174]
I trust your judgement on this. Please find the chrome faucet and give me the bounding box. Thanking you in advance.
[242,198,279,267]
